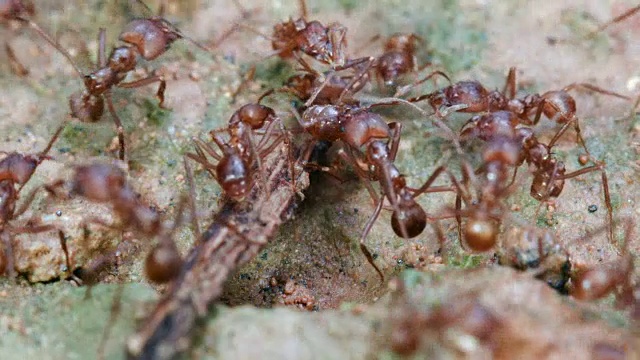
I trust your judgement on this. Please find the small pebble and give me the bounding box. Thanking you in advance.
[588,205,598,213]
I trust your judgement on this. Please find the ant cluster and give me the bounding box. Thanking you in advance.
[0,0,638,358]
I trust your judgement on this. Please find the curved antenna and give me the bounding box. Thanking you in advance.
[16,17,84,78]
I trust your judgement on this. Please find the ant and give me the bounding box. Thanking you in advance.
[459,110,614,243]
[187,92,287,201]
[46,162,194,285]
[292,99,456,278]
[0,124,65,277]
[19,2,208,161]
[410,67,629,161]
[571,218,636,309]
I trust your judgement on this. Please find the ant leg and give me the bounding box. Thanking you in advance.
[359,196,385,281]
[557,163,613,244]
[5,42,28,76]
[585,5,640,39]
[183,157,201,241]
[502,67,517,99]
[562,83,630,101]
[337,57,376,103]
[394,70,452,98]
[104,92,126,161]
[455,194,463,248]
[230,65,256,103]
[16,17,84,77]
[299,0,308,18]
[98,28,107,68]
[1,230,15,277]
[117,74,167,108]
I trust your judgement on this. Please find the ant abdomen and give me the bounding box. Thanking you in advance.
[441,81,489,112]
[343,111,391,148]
[72,164,127,202]
[464,218,498,252]
[571,259,632,301]
[391,194,427,239]
[216,151,250,200]
[145,239,182,284]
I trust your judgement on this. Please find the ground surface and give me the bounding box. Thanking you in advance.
[0,0,638,359]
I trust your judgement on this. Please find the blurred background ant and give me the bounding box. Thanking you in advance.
[0,123,65,278]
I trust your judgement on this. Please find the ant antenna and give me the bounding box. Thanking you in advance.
[16,17,84,77]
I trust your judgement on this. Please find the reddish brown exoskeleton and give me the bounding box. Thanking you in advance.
[0,124,65,277]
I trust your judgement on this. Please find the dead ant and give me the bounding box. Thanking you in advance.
[0,124,65,277]
[18,2,208,161]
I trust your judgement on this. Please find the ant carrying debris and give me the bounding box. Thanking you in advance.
[0,124,65,277]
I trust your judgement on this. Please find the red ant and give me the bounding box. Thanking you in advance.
[571,218,636,309]
[410,67,629,159]
[18,3,208,161]
[187,92,287,201]
[292,99,456,278]
[46,162,195,285]
[459,110,614,243]
[0,124,65,277]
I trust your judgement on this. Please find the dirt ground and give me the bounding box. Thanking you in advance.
[0,0,638,359]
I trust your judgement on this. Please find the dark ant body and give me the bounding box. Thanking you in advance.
[293,100,455,278]
[187,94,284,201]
[0,124,64,277]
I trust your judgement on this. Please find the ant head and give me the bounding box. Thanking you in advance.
[464,218,498,252]
[391,193,427,239]
[72,164,126,203]
[384,33,420,54]
[215,153,250,201]
[70,91,104,123]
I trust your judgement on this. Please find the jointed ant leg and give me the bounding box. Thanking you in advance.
[104,92,126,161]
